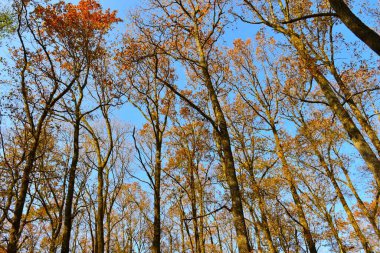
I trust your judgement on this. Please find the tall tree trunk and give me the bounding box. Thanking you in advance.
[336,153,380,239]
[253,226,263,253]
[330,66,380,156]
[7,147,37,253]
[180,208,186,253]
[326,215,346,252]
[215,222,224,253]
[194,29,252,253]
[189,160,201,253]
[328,0,380,55]
[96,165,105,253]
[248,169,277,253]
[197,177,206,253]
[106,211,111,253]
[271,124,317,253]
[257,194,277,253]
[61,118,80,253]
[180,196,195,253]
[301,119,372,252]
[152,143,162,253]
[189,161,201,253]
[213,99,252,253]
[169,231,173,253]
[325,165,371,252]
[49,233,57,253]
[49,223,63,253]
[288,32,380,188]
[7,6,43,251]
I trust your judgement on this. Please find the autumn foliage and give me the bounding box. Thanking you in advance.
[1,0,379,252]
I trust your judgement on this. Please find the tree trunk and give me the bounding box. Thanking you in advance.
[301,119,372,252]
[152,143,162,253]
[328,0,380,55]
[7,147,37,253]
[216,222,224,253]
[180,202,186,253]
[194,29,252,253]
[324,212,346,253]
[288,32,380,188]
[271,125,317,253]
[190,162,201,253]
[197,177,206,253]
[248,172,277,253]
[61,118,80,253]
[106,211,111,253]
[49,225,62,253]
[96,165,105,253]
[330,66,380,156]
[325,166,371,252]
[338,156,380,239]
[214,106,252,253]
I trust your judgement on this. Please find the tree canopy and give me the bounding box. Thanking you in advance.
[0,0,379,252]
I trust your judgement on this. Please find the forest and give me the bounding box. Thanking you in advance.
[0,0,379,252]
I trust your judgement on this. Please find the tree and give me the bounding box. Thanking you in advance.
[6,1,80,250]
[239,0,380,190]
[1,0,379,252]
[4,1,120,252]
[328,0,380,55]
[229,38,318,253]
[118,39,175,253]
[124,1,252,251]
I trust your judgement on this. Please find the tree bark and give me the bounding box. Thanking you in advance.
[152,143,162,253]
[7,147,37,253]
[189,161,201,253]
[194,28,252,253]
[337,154,380,239]
[96,165,105,253]
[61,118,80,253]
[248,171,277,253]
[288,32,380,188]
[299,118,372,252]
[328,0,380,55]
[330,66,380,156]
[271,125,317,253]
